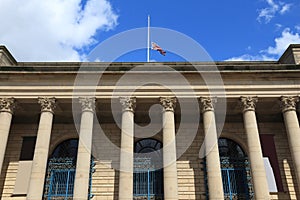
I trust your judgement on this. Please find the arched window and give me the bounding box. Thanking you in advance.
[134,139,164,200]
[218,138,254,200]
[43,139,93,199]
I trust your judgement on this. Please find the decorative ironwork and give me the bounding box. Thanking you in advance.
[134,139,164,200]
[221,157,254,200]
[134,169,163,200]
[204,139,254,200]
[43,157,76,200]
[43,139,95,200]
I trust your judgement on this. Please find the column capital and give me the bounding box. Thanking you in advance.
[79,97,96,113]
[0,98,16,114]
[200,97,217,113]
[240,96,258,112]
[119,97,136,113]
[280,96,299,113]
[160,97,177,112]
[38,97,56,113]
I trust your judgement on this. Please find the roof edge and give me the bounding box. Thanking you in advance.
[0,46,17,66]
[279,44,300,64]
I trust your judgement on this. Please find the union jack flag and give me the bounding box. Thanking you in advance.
[151,42,166,56]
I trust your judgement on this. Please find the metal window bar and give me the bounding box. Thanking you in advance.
[203,158,254,200]
[133,169,163,200]
[49,169,75,198]
[43,157,95,200]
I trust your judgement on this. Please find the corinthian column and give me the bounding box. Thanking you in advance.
[240,96,269,199]
[73,97,96,200]
[27,97,56,200]
[118,97,136,200]
[200,97,224,200]
[280,96,300,193]
[160,97,178,200]
[0,98,15,174]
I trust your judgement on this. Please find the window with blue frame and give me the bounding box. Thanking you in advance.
[218,138,254,200]
[134,139,164,200]
[43,139,94,200]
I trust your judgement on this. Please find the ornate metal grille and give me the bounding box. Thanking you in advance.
[43,158,76,200]
[43,139,94,200]
[204,138,254,200]
[221,157,254,200]
[134,157,163,200]
[134,139,164,200]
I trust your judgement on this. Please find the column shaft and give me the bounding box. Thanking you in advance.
[201,97,224,200]
[118,97,135,200]
[281,96,300,193]
[240,97,269,199]
[160,97,178,200]
[27,97,55,200]
[0,98,15,174]
[118,111,134,199]
[73,97,95,200]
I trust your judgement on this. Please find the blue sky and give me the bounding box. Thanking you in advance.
[0,0,300,62]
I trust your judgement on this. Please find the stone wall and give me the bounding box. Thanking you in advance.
[0,121,299,199]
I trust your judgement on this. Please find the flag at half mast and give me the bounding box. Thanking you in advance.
[151,42,166,56]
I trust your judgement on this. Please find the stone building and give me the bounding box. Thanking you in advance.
[0,44,300,200]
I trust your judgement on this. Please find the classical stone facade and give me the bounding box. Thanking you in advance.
[0,44,300,200]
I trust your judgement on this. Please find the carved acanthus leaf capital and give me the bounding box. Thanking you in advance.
[240,96,258,112]
[119,97,136,112]
[280,96,299,113]
[79,97,96,113]
[200,97,217,113]
[38,97,56,113]
[160,97,177,112]
[0,98,16,114]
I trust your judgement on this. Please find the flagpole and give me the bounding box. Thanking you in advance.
[147,15,150,62]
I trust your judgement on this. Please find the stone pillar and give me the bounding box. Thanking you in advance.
[118,97,136,200]
[0,98,15,174]
[280,96,300,193]
[160,97,178,200]
[200,97,224,200]
[240,96,269,199]
[27,97,56,200]
[73,97,96,200]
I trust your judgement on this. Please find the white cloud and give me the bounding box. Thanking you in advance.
[225,54,275,61]
[295,25,300,31]
[257,0,292,23]
[266,28,300,55]
[226,28,300,61]
[275,23,283,31]
[279,3,292,14]
[0,0,118,61]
